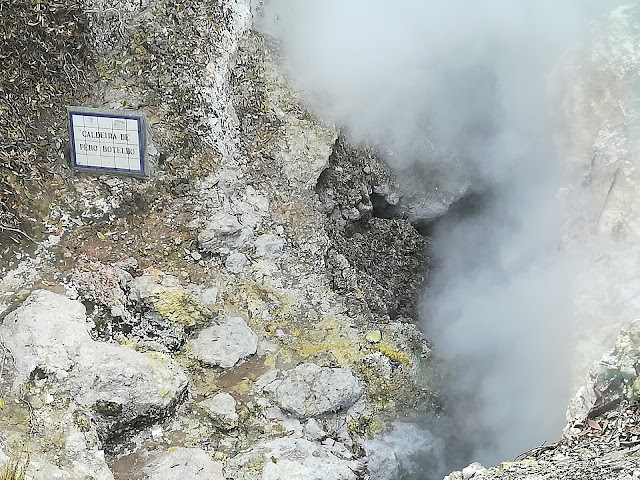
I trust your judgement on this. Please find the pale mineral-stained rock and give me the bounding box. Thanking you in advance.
[189,315,258,368]
[132,269,212,327]
[128,269,212,350]
[225,252,248,273]
[0,453,90,480]
[461,462,488,479]
[225,437,365,480]
[79,266,208,352]
[198,212,250,253]
[0,408,115,480]
[365,445,401,480]
[198,392,239,430]
[251,36,339,191]
[72,262,132,317]
[0,290,188,438]
[273,363,363,418]
[253,234,285,259]
[254,368,279,393]
[28,461,86,480]
[64,430,115,480]
[232,186,270,230]
[143,447,224,480]
[304,418,327,441]
[276,121,339,191]
[199,286,220,308]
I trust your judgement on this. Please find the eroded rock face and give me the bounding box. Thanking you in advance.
[0,290,188,438]
[559,3,640,383]
[317,137,428,319]
[271,363,363,419]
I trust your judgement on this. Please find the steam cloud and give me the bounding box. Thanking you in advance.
[258,0,624,472]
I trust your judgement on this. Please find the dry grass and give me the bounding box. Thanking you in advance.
[0,453,29,480]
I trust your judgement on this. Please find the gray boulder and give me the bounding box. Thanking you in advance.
[225,252,248,273]
[226,437,365,480]
[189,315,258,368]
[198,392,239,430]
[273,363,363,418]
[198,213,249,253]
[143,448,224,480]
[0,290,188,438]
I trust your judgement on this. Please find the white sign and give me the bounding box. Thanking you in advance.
[68,107,149,176]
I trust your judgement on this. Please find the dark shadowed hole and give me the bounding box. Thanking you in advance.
[370,192,400,219]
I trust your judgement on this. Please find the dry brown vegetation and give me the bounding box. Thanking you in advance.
[0,452,28,480]
[0,0,93,235]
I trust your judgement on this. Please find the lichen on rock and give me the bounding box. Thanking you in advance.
[0,290,188,440]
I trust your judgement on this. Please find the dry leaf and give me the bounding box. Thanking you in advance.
[587,419,602,431]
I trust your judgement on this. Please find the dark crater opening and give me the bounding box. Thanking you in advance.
[316,135,429,320]
[370,191,400,220]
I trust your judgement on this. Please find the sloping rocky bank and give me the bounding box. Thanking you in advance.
[1,1,640,480]
[0,1,442,479]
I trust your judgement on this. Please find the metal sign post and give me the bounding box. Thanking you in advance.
[67,106,150,177]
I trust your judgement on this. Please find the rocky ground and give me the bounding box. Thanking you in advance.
[0,1,446,479]
[2,1,640,479]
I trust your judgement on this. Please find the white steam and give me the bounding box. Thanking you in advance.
[258,0,623,471]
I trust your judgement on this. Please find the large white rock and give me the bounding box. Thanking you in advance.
[226,437,365,480]
[143,448,224,480]
[189,315,258,368]
[0,290,188,437]
[273,363,363,418]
